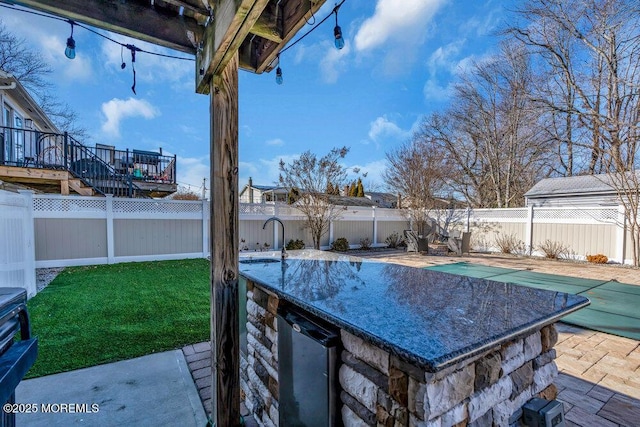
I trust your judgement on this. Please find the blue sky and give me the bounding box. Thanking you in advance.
[1,0,515,196]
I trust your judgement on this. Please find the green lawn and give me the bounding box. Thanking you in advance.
[26,259,210,378]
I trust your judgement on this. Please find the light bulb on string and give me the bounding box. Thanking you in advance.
[333,5,344,50]
[120,45,126,69]
[65,20,76,59]
[334,26,344,50]
[274,54,283,85]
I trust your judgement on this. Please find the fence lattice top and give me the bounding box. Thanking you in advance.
[33,197,107,212]
[113,199,203,214]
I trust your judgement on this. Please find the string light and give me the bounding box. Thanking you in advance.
[334,5,344,50]
[2,1,349,88]
[273,0,347,85]
[65,20,76,59]
[120,45,126,69]
[275,56,283,85]
[0,3,195,94]
[0,4,194,63]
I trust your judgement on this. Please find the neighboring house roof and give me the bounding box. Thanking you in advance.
[525,171,640,199]
[365,191,397,208]
[251,184,287,192]
[328,195,377,207]
[0,70,59,133]
[239,180,396,208]
[239,182,288,199]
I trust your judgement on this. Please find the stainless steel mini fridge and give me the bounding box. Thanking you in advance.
[277,304,339,427]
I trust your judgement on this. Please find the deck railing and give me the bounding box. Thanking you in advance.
[0,125,176,197]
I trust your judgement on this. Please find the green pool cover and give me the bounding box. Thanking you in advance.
[424,262,519,279]
[489,270,606,295]
[424,262,640,340]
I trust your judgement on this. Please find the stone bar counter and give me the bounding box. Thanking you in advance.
[238,250,589,427]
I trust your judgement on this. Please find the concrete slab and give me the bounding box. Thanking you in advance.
[14,350,207,427]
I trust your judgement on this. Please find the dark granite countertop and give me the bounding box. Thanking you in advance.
[238,250,589,372]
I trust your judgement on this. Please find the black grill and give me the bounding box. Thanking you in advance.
[0,288,38,427]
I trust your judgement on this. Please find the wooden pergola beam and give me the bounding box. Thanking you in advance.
[8,0,203,54]
[254,0,324,73]
[195,0,270,93]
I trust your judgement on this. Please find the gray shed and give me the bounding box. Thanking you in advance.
[525,171,640,207]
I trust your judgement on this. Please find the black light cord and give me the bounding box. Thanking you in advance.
[279,0,346,56]
[0,3,194,61]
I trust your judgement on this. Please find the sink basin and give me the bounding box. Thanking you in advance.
[239,258,280,264]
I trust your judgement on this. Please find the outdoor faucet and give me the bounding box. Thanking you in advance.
[262,217,287,259]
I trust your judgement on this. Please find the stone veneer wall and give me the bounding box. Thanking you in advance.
[240,280,560,427]
[339,325,559,427]
[241,280,280,427]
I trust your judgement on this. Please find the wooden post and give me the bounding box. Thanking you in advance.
[210,53,240,426]
[60,177,69,195]
[526,205,534,255]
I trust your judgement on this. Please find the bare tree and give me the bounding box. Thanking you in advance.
[414,42,553,208]
[0,20,86,137]
[508,0,640,265]
[172,187,201,200]
[383,137,448,235]
[604,171,640,266]
[508,0,640,175]
[278,147,353,250]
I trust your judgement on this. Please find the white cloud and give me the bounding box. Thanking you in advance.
[428,40,465,75]
[349,159,388,189]
[239,154,300,190]
[176,155,209,198]
[2,12,94,84]
[293,44,308,66]
[266,138,284,146]
[319,42,351,84]
[37,35,93,82]
[423,43,493,102]
[354,0,447,52]
[454,52,496,76]
[463,7,503,37]
[368,116,411,144]
[101,97,159,138]
[423,78,454,101]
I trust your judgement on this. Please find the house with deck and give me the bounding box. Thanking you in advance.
[239,177,289,203]
[0,70,177,198]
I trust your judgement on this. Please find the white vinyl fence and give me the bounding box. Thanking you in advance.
[458,206,630,263]
[31,194,409,267]
[0,192,635,289]
[32,194,210,268]
[0,190,36,297]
